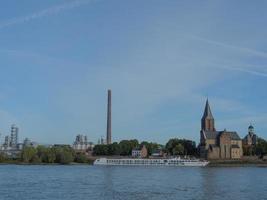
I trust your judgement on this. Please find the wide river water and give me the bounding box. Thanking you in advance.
[0,165,266,200]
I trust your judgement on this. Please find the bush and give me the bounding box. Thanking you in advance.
[0,153,9,163]
[75,153,89,163]
[54,146,75,164]
[21,147,37,163]
[31,155,41,163]
[166,138,197,156]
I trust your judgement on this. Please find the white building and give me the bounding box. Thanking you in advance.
[1,125,19,151]
[22,138,38,148]
[10,124,18,148]
[132,146,148,158]
[73,134,94,151]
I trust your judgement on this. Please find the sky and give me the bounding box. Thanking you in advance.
[0,0,267,145]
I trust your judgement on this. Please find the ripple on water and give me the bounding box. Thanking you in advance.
[0,165,266,200]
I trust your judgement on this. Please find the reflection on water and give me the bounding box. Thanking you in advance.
[0,165,266,200]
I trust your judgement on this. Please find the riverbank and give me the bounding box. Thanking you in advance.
[0,159,95,165]
[2,158,267,167]
[208,159,267,167]
[0,162,93,165]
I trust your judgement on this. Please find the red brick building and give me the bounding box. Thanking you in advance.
[199,99,243,160]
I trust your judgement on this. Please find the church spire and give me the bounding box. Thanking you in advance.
[201,99,215,131]
[202,99,214,119]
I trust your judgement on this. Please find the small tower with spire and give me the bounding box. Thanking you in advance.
[248,124,254,136]
[201,99,216,131]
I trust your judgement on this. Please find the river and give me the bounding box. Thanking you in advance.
[0,165,266,200]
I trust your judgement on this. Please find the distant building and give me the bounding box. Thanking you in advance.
[73,134,94,151]
[3,135,11,150]
[23,138,31,147]
[243,125,257,155]
[151,149,164,157]
[0,125,37,151]
[1,124,19,151]
[23,138,38,148]
[17,143,24,150]
[243,125,257,147]
[54,144,72,148]
[10,124,18,149]
[98,136,106,145]
[0,125,21,157]
[199,99,243,160]
[132,145,148,158]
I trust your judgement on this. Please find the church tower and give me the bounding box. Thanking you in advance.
[201,99,215,131]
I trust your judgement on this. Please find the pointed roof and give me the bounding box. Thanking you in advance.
[202,99,214,119]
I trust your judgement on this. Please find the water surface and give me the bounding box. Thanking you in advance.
[0,165,266,200]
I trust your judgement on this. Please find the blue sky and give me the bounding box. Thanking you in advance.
[0,0,267,145]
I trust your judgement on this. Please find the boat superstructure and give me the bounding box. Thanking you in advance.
[94,157,209,167]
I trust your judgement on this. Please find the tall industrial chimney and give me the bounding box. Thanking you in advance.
[106,89,112,144]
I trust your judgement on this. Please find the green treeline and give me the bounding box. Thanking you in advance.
[1,137,266,164]
[93,138,197,156]
[93,137,267,157]
[0,145,91,164]
[243,138,267,156]
[256,138,267,156]
[165,138,197,156]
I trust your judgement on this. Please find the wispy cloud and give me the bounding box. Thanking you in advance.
[218,65,267,77]
[189,35,267,59]
[0,0,93,29]
[187,35,267,78]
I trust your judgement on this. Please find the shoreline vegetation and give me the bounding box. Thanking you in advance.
[1,158,267,167]
[1,137,267,166]
[0,145,94,165]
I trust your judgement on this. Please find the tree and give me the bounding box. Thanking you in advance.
[183,140,197,155]
[256,138,267,156]
[21,147,37,163]
[93,140,139,156]
[46,148,56,163]
[108,142,121,155]
[0,153,8,163]
[173,144,184,155]
[93,145,109,155]
[165,138,197,156]
[36,145,56,163]
[140,141,163,155]
[37,145,48,162]
[53,146,75,164]
[166,138,182,155]
[75,153,89,163]
[31,155,41,163]
[119,140,139,156]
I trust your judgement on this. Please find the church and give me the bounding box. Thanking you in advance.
[199,100,243,160]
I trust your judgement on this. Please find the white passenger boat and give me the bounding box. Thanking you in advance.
[94,157,209,167]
